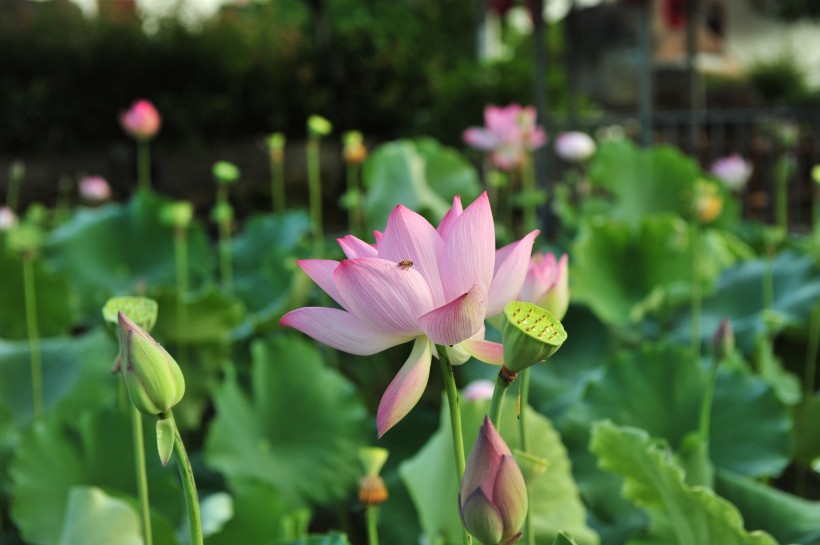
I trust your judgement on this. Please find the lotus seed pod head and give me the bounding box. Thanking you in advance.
[812,165,820,185]
[359,447,389,477]
[463,379,496,402]
[102,296,158,336]
[501,301,567,373]
[7,223,43,255]
[120,99,161,140]
[117,312,185,416]
[343,130,367,164]
[160,201,194,229]
[307,115,333,137]
[359,475,389,505]
[267,132,286,150]
[211,200,234,224]
[212,161,240,185]
[712,317,735,359]
[459,417,527,545]
[0,206,18,231]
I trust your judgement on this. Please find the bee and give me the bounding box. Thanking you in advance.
[397,260,414,270]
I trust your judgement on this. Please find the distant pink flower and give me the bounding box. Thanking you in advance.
[79,176,112,203]
[120,99,161,140]
[710,154,752,191]
[463,379,495,401]
[281,193,538,436]
[463,105,546,170]
[555,132,596,162]
[0,206,17,231]
[518,252,569,320]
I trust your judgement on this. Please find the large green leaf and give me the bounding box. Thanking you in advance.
[44,190,214,323]
[0,328,116,427]
[0,246,74,339]
[9,408,181,545]
[590,421,780,545]
[399,396,598,545]
[153,287,245,346]
[363,138,481,229]
[57,487,142,545]
[204,336,368,505]
[578,343,792,478]
[280,534,351,545]
[716,470,820,545]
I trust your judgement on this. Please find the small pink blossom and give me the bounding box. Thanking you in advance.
[281,193,539,436]
[710,154,752,191]
[120,99,161,140]
[555,131,596,162]
[463,379,496,401]
[463,105,546,170]
[0,206,18,231]
[79,176,112,203]
[518,252,569,320]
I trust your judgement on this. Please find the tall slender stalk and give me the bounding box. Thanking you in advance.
[346,163,364,236]
[365,505,379,545]
[489,366,516,430]
[174,227,190,366]
[307,138,324,255]
[691,223,702,359]
[774,155,790,232]
[137,140,151,191]
[805,304,820,399]
[435,346,473,545]
[216,186,233,293]
[518,368,535,545]
[273,158,286,214]
[168,411,203,545]
[130,407,153,545]
[22,255,43,422]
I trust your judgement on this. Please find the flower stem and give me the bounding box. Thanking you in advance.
[774,155,790,232]
[130,406,153,545]
[435,346,472,545]
[22,255,43,422]
[691,223,702,360]
[272,157,286,214]
[805,303,820,400]
[137,140,151,191]
[347,163,363,236]
[168,411,203,545]
[307,138,324,255]
[518,368,535,545]
[174,227,189,366]
[489,366,517,431]
[217,186,233,293]
[366,505,379,545]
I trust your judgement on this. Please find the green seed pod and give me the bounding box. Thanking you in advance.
[160,201,194,229]
[307,115,333,137]
[501,301,567,373]
[212,161,240,185]
[117,312,185,416]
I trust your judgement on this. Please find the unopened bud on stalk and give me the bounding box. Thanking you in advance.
[267,132,286,163]
[307,115,332,138]
[212,161,240,185]
[210,201,234,224]
[359,447,389,505]
[117,312,185,416]
[501,301,567,373]
[712,318,734,360]
[343,131,367,164]
[160,201,194,230]
[7,223,42,256]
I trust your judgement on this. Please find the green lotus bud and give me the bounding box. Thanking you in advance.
[307,115,332,137]
[712,318,734,360]
[210,200,234,224]
[459,417,527,545]
[266,132,286,151]
[160,201,194,229]
[212,161,240,185]
[502,301,567,373]
[117,312,185,416]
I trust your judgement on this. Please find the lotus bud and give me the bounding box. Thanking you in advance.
[267,132,286,163]
[463,379,496,402]
[710,154,752,192]
[459,417,528,545]
[0,206,18,231]
[555,132,596,163]
[307,115,333,137]
[212,161,240,185]
[358,447,389,505]
[160,201,194,230]
[712,318,734,360]
[117,312,185,416]
[79,175,112,204]
[120,99,161,140]
[501,301,567,373]
[343,130,367,164]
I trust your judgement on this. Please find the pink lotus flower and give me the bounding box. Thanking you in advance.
[555,131,596,162]
[518,252,569,320]
[463,379,496,401]
[459,416,528,545]
[710,154,752,192]
[280,193,538,436]
[79,175,112,203]
[120,99,161,140]
[0,206,17,231]
[463,105,547,170]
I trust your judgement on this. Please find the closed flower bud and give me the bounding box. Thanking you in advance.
[343,131,368,164]
[307,115,333,137]
[501,301,567,373]
[79,176,112,204]
[459,417,528,545]
[117,312,185,416]
[267,132,286,163]
[518,253,569,320]
[120,99,161,141]
[555,132,596,163]
[712,318,734,359]
[160,201,194,230]
[0,206,18,231]
[212,161,240,185]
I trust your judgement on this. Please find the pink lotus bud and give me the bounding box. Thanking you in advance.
[463,379,495,402]
[555,132,596,162]
[712,318,734,359]
[120,99,161,140]
[0,206,18,231]
[518,253,569,320]
[79,176,112,203]
[459,417,528,545]
[710,154,752,192]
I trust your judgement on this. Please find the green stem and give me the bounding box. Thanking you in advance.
[174,228,190,367]
[775,156,790,232]
[130,406,153,545]
[489,366,516,431]
[435,346,472,545]
[691,223,702,360]
[217,187,233,293]
[518,368,534,545]
[169,411,203,545]
[272,158,286,214]
[699,357,720,441]
[347,163,364,236]
[137,140,151,191]
[22,255,43,422]
[307,138,324,255]
[805,303,820,399]
[366,505,379,545]
[763,251,775,312]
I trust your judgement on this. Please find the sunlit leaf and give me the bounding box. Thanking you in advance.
[57,487,142,545]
